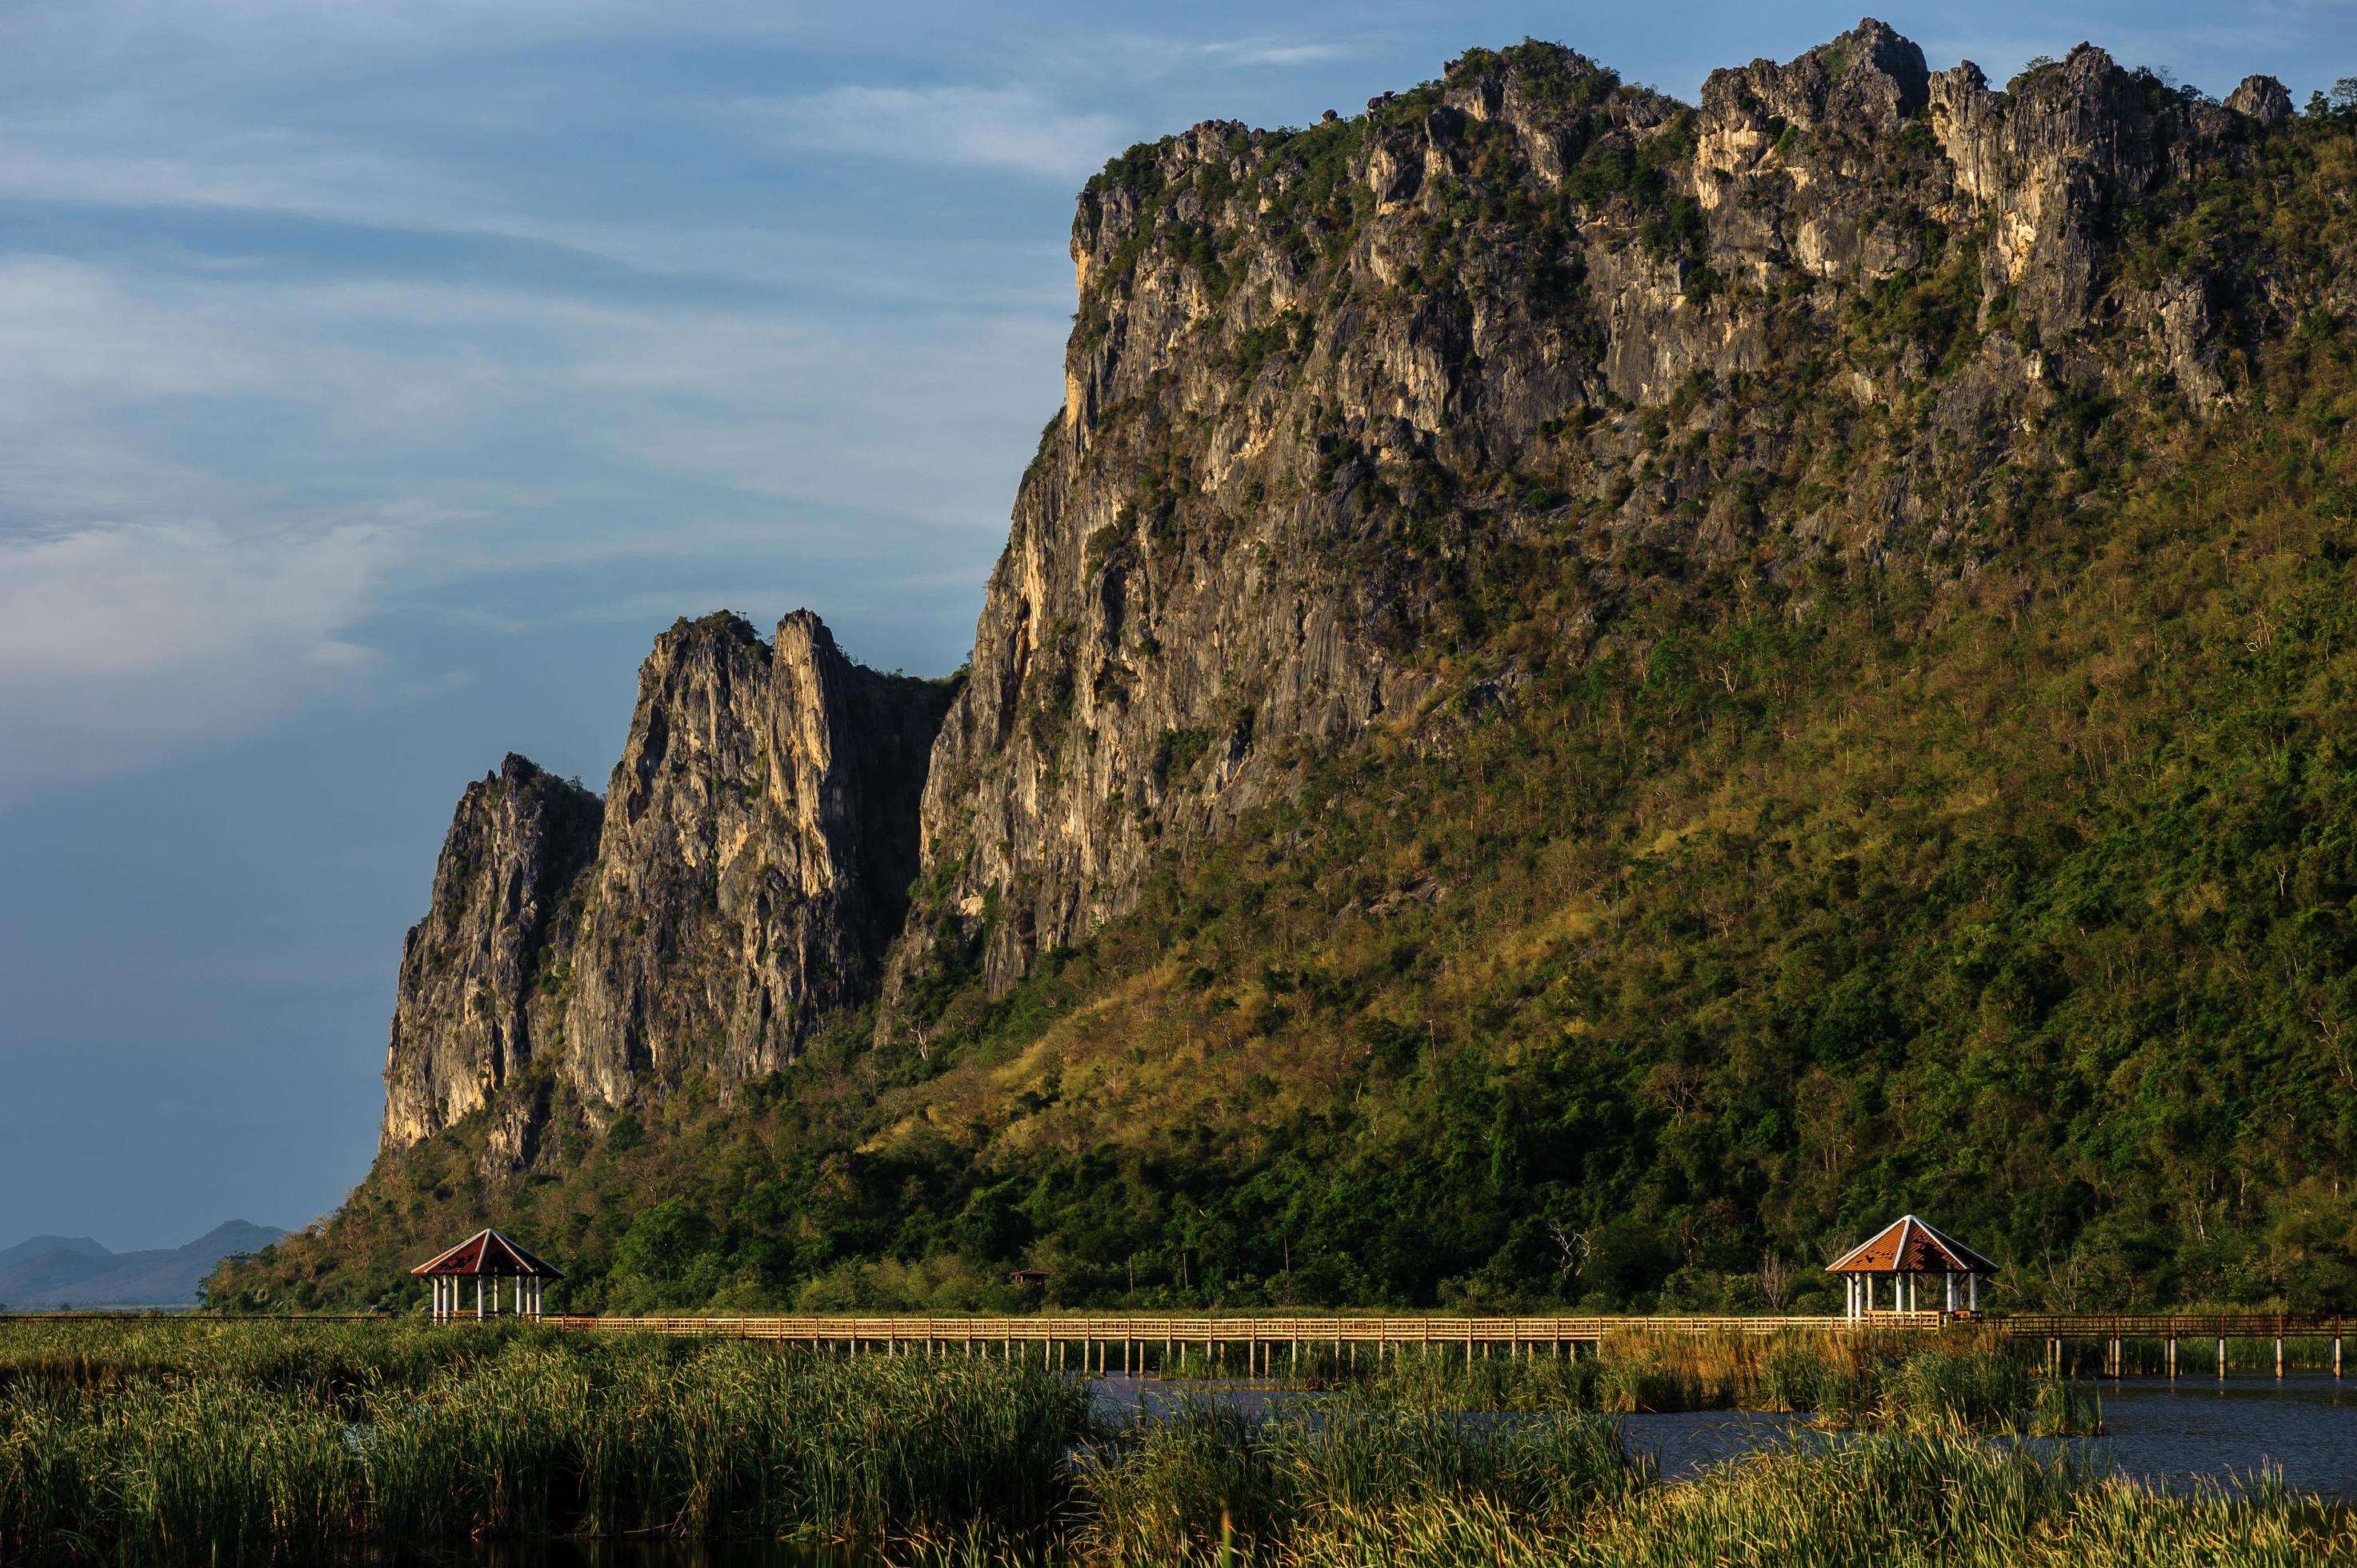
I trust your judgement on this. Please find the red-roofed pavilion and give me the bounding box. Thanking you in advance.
[1826,1214,1996,1318]
[411,1228,562,1321]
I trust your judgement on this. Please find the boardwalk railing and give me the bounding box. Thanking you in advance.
[542,1312,1931,1374]
[547,1313,1935,1345]
[4,1307,2347,1378]
[542,1310,2351,1378]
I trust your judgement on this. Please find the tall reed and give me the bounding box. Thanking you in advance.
[0,1328,1086,1563]
[1321,1328,2095,1433]
[1072,1397,1647,1566]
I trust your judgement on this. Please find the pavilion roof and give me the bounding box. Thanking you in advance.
[1824,1214,1997,1276]
[409,1228,562,1278]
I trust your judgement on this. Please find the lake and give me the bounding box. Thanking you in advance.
[1088,1371,2357,1498]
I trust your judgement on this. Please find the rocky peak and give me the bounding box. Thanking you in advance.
[1923,44,2247,338]
[1700,18,1928,144]
[380,754,599,1153]
[382,610,954,1158]
[2225,74,2293,126]
[565,609,954,1111]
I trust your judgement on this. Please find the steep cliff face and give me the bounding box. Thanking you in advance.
[564,611,951,1109]
[880,20,2287,1026]
[378,611,953,1153]
[380,756,600,1153]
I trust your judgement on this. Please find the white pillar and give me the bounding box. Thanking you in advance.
[1970,1273,1979,1311]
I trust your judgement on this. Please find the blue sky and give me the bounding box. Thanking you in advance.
[1,1,2350,1252]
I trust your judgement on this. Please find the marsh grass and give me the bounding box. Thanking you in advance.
[1073,1397,1647,1566]
[0,1322,1085,1564]
[1311,1328,2099,1433]
[1249,1441,2335,1568]
[0,1322,2259,1568]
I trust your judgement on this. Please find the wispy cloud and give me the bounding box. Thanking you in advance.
[1200,39,1357,67]
[737,85,1130,180]
[0,518,390,799]
[0,238,1062,800]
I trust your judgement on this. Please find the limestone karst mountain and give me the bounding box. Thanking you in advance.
[378,611,954,1156]
[214,22,2357,1314]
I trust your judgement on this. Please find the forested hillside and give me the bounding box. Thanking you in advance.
[212,26,2357,1317]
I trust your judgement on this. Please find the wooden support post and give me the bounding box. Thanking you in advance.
[2276,1337,2285,1379]
[2336,1335,2343,1378]
[2167,1337,2177,1378]
[2218,1336,2227,1378]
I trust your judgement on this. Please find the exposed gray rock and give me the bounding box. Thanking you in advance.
[381,754,599,1150]
[565,610,951,1112]
[380,613,952,1152]
[2225,74,2292,126]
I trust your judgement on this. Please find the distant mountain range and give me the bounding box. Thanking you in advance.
[0,1222,285,1308]
[0,1235,109,1269]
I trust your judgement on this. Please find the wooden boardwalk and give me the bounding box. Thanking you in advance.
[541,1310,2354,1377]
[9,1309,2347,1376]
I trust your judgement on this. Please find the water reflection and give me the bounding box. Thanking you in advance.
[1090,1370,2357,1498]
[2088,1373,2357,1497]
[1611,1375,2357,1498]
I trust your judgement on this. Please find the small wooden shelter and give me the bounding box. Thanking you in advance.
[1826,1214,1996,1318]
[411,1228,562,1321]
